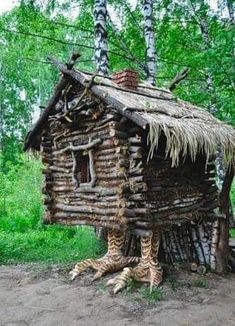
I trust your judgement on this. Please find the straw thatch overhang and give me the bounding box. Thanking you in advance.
[24,60,235,167]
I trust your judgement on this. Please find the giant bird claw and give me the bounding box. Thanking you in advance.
[69,254,139,282]
[106,262,163,294]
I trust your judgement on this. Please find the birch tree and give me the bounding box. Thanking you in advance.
[143,0,156,85]
[94,0,108,75]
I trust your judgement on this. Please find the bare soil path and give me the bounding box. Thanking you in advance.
[0,264,234,326]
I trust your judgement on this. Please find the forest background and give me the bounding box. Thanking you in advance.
[0,0,234,265]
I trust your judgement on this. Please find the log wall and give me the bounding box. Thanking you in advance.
[144,151,218,223]
[41,89,137,230]
[40,83,218,235]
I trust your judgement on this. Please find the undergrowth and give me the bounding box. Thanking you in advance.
[0,153,234,265]
[139,287,164,302]
[0,154,105,265]
[123,279,164,302]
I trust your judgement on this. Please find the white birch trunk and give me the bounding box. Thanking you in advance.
[141,1,212,266]
[200,17,220,270]
[94,0,108,75]
[143,0,156,85]
[199,7,232,271]
[93,0,108,240]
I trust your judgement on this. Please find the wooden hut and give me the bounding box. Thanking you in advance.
[24,57,235,293]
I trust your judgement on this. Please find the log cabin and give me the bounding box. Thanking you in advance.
[24,57,235,293]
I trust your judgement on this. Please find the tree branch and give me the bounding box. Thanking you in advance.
[168,68,190,91]
[54,138,102,155]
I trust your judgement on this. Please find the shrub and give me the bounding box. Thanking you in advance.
[0,153,105,264]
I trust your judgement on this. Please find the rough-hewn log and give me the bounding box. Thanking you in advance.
[54,138,102,155]
[216,165,234,273]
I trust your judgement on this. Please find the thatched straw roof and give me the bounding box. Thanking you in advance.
[80,71,235,166]
[25,63,235,167]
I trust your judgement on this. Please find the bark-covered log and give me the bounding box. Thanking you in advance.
[216,165,234,273]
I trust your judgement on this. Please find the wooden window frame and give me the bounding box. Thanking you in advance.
[73,149,96,188]
[54,138,102,188]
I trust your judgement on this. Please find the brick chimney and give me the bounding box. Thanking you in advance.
[112,69,139,90]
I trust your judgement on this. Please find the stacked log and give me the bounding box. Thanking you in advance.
[41,97,141,230]
[142,150,218,225]
[40,84,219,244]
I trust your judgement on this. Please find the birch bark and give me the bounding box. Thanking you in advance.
[143,0,156,85]
[94,0,108,75]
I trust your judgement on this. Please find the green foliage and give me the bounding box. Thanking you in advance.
[0,226,104,264]
[139,286,164,302]
[124,279,142,292]
[231,182,235,208]
[0,0,234,265]
[192,278,208,288]
[0,154,105,264]
[0,154,42,224]
[123,280,163,302]
[230,228,235,239]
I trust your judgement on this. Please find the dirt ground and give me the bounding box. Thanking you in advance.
[0,264,234,326]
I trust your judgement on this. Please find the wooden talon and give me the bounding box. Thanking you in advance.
[113,267,133,294]
[70,230,139,283]
[106,277,118,286]
[105,230,163,294]
[69,271,78,280]
[93,270,104,281]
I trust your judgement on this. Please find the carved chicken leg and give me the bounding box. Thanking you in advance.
[69,230,139,281]
[107,229,163,293]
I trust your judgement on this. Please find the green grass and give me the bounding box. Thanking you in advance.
[0,154,105,265]
[192,278,208,288]
[0,224,105,265]
[123,280,164,303]
[139,286,164,302]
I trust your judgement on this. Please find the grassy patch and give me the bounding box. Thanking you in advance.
[0,225,105,265]
[124,279,141,292]
[122,279,163,302]
[231,182,235,209]
[192,278,208,288]
[139,286,164,302]
[0,155,105,265]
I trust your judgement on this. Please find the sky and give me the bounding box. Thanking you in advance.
[0,0,16,13]
[0,0,219,14]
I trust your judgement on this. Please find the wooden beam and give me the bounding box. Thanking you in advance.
[48,57,148,129]
[53,138,102,155]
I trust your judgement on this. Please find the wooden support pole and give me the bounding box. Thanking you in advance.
[216,165,234,273]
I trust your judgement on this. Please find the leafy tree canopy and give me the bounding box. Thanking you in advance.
[0,0,234,168]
